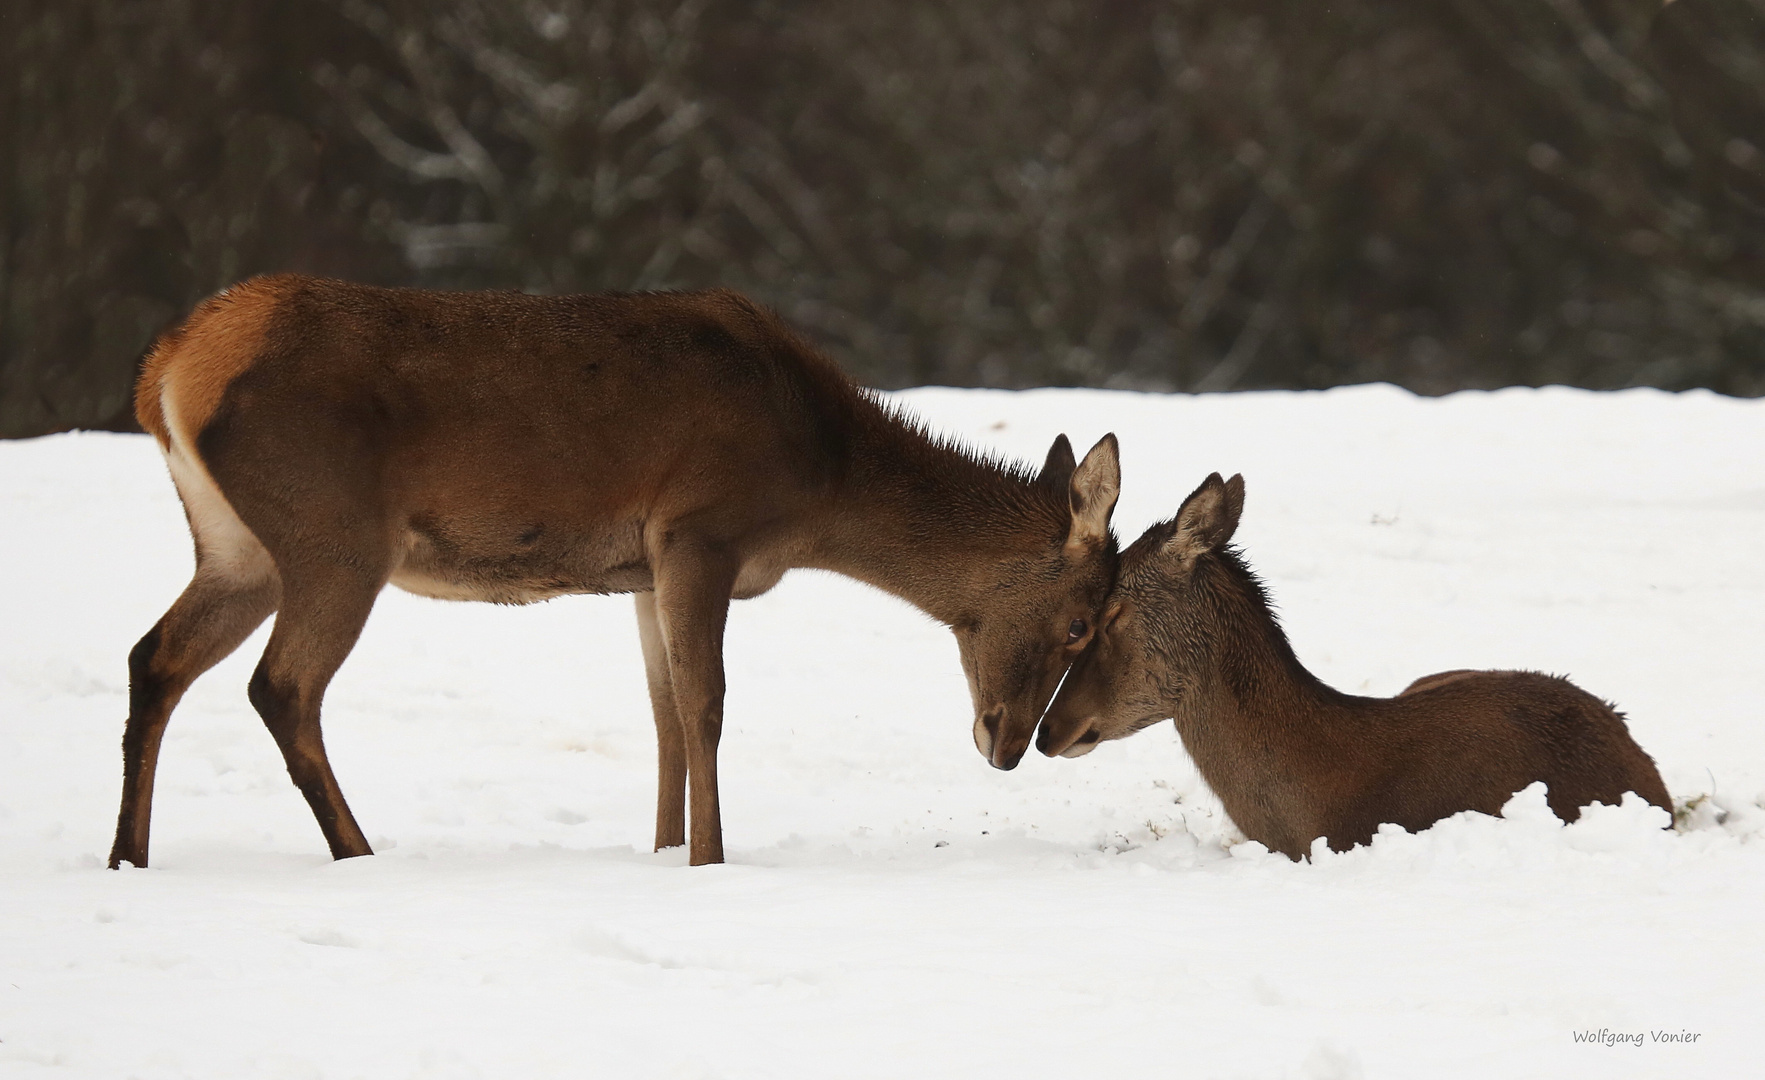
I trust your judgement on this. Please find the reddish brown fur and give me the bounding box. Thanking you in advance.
[111,275,1120,868]
[135,279,290,449]
[1038,473,1671,860]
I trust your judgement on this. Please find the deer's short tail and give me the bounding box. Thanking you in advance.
[134,333,177,449]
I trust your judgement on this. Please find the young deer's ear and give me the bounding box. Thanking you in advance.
[1038,434,1077,492]
[1162,472,1245,560]
[1065,433,1121,552]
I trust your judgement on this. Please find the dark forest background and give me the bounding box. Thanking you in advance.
[2,0,1762,438]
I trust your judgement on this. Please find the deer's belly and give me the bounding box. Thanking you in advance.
[386,566,653,604]
[385,513,794,605]
[389,518,652,604]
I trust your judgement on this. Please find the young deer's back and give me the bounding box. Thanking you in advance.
[1250,671,1670,856]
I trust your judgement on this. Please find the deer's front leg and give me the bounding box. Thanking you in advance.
[634,591,686,851]
[650,542,737,866]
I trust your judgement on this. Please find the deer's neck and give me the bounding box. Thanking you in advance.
[1173,558,1351,812]
[806,406,1068,626]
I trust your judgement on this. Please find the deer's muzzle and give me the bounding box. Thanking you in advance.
[1036,718,1101,758]
[973,704,1029,770]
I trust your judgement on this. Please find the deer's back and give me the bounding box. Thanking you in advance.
[143,276,865,602]
[1349,671,1670,837]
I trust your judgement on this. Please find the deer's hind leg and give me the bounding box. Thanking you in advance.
[635,591,687,851]
[246,559,386,861]
[110,564,282,868]
[111,446,283,869]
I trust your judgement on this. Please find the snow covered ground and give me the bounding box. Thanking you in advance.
[2,384,1762,1079]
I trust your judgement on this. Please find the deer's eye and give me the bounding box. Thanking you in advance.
[1066,618,1088,644]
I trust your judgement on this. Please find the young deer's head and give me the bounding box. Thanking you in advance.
[964,433,1122,770]
[1036,471,1244,758]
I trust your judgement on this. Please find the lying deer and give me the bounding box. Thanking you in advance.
[1036,472,1670,859]
[111,275,1121,868]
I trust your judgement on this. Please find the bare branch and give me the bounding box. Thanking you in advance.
[315,63,478,184]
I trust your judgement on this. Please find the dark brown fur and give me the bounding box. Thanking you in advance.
[1037,473,1670,860]
[112,275,1120,868]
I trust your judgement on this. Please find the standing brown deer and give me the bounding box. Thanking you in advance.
[111,275,1121,868]
[1036,472,1670,859]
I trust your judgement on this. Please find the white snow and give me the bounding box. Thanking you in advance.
[2,384,1762,1079]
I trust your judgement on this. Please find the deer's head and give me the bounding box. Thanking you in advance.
[1036,472,1244,759]
[962,433,1121,770]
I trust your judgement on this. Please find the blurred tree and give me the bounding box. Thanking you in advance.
[1,0,408,437]
[313,0,727,291]
[2,0,1761,438]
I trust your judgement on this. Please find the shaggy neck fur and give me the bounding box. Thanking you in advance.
[811,395,1091,625]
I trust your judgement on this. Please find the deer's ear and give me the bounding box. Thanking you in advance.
[1163,472,1244,560]
[1038,434,1077,491]
[1066,433,1121,552]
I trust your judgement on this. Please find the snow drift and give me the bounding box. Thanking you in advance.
[2,384,1761,1078]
